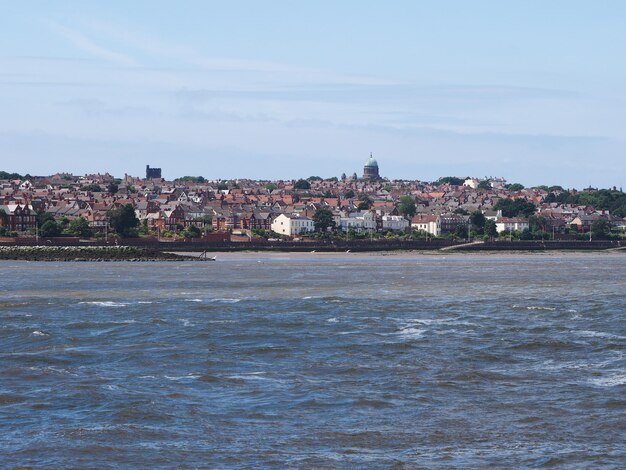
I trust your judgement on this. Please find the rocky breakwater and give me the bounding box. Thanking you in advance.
[0,246,206,262]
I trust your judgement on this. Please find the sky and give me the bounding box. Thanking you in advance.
[1,0,625,188]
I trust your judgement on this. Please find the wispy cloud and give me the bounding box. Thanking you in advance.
[45,20,136,66]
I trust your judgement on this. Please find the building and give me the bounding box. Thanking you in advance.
[381,215,410,231]
[146,165,162,179]
[363,153,380,180]
[0,204,37,232]
[411,214,441,236]
[271,214,315,237]
[495,217,530,233]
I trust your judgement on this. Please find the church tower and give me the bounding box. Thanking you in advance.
[363,153,380,180]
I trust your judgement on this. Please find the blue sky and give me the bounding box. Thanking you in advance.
[1,1,625,187]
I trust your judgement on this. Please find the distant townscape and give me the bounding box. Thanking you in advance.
[1,155,625,242]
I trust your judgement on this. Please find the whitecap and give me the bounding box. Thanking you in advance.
[31,330,49,337]
[588,374,626,387]
[164,374,201,381]
[213,298,241,303]
[184,299,203,303]
[326,317,338,323]
[79,301,128,308]
[579,330,626,340]
[179,319,193,327]
[397,327,426,339]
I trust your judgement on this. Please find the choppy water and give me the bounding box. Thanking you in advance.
[1,253,625,468]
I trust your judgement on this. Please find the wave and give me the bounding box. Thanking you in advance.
[513,304,557,311]
[78,301,129,308]
[588,374,626,387]
[397,327,426,339]
[31,330,49,337]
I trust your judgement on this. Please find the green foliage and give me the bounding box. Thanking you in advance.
[312,207,336,232]
[0,171,25,180]
[343,189,355,199]
[107,182,119,194]
[397,195,416,218]
[506,183,525,191]
[436,176,465,186]
[265,183,277,191]
[493,198,536,217]
[325,177,338,182]
[454,224,467,238]
[543,189,626,216]
[591,219,611,239]
[81,183,102,192]
[477,180,492,190]
[294,179,311,190]
[107,204,139,237]
[356,194,372,211]
[68,217,93,237]
[184,225,203,238]
[40,219,61,237]
[175,176,206,183]
[484,219,498,238]
[453,208,469,215]
[217,183,228,191]
[36,212,55,228]
[470,210,486,230]
[307,176,322,181]
[0,208,7,225]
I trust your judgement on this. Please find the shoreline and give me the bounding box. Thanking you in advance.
[0,244,623,262]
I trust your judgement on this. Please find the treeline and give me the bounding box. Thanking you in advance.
[543,189,626,217]
[0,170,31,180]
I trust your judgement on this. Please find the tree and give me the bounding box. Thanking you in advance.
[591,219,611,239]
[0,208,7,227]
[68,217,93,237]
[506,183,525,191]
[357,194,372,210]
[344,189,355,199]
[40,219,61,237]
[493,198,536,217]
[265,183,277,191]
[454,224,467,239]
[36,212,55,228]
[107,182,119,194]
[82,183,102,192]
[307,176,322,181]
[470,210,486,232]
[294,179,311,190]
[397,195,416,219]
[477,180,492,190]
[484,219,498,238]
[107,204,139,237]
[436,176,464,186]
[184,224,202,238]
[313,207,335,232]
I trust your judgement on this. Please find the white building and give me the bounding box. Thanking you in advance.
[271,214,315,237]
[381,215,410,231]
[339,210,377,232]
[463,178,480,189]
[495,217,529,233]
[411,214,440,236]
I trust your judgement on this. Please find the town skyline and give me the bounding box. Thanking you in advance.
[3,1,626,188]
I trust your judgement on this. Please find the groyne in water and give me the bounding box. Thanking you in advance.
[0,246,208,262]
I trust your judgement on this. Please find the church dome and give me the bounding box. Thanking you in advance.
[364,154,378,167]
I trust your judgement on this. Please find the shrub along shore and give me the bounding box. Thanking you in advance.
[0,246,207,262]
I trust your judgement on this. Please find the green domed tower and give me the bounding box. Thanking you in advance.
[363,153,380,180]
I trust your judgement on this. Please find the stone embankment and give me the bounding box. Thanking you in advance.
[0,246,207,262]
